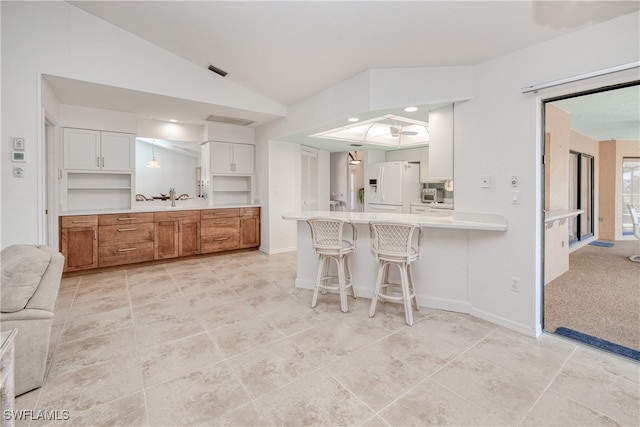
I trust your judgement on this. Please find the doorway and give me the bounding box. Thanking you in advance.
[542,82,640,353]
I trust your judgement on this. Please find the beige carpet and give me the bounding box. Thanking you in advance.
[544,240,640,351]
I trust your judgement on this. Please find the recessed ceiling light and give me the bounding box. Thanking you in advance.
[347,117,359,122]
[169,119,178,122]
[404,107,418,112]
[350,144,363,147]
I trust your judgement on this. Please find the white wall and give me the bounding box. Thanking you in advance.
[0,1,283,247]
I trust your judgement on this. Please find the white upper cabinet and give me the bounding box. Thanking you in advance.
[426,105,454,181]
[63,128,134,171]
[209,141,254,174]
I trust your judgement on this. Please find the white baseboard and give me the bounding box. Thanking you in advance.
[469,307,537,337]
[262,246,297,255]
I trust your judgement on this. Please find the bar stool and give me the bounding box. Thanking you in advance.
[369,221,422,326]
[306,217,357,312]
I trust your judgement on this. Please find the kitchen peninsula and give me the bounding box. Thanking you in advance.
[283,210,507,314]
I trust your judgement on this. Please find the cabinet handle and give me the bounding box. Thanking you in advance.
[213,212,228,215]
[72,220,90,223]
[97,157,100,167]
[101,157,105,167]
[170,215,187,218]
[117,248,137,252]
[94,230,97,240]
[213,221,227,225]
[118,217,137,221]
[214,237,229,241]
[118,228,137,232]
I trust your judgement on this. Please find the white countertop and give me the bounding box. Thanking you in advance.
[283,210,507,231]
[59,203,261,216]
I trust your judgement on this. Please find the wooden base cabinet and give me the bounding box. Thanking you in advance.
[98,213,154,267]
[201,208,240,253]
[60,215,98,272]
[154,211,201,259]
[240,207,260,249]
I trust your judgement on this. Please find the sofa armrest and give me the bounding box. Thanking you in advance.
[1,308,54,322]
[23,249,64,312]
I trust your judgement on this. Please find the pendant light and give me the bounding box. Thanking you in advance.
[146,140,160,168]
[348,151,361,165]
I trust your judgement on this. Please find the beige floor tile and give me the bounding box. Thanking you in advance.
[261,304,332,337]
[66,293,130,319]
[48,327,137,379]
[76,270,127,290]
[125,264,171,283]
[244,291,302,315]
[184,287,244,314]
[145,363,251,426]
[432,353,544,424]
[409,309,496,351]
[60,307,132,343]
[228,339,320,399]
[58,276,80,292]
[128,276,183,306]
[47,392,148,426]
[255,369,374,426]
[520,389,620,426]
[291,320,375,365]
[209,402,269,427]
[209,315,285,357]
[200,300,260,330]
[140,332,224,388]
[360,415,391,427]
[570,345,640,384]
[73,283,128,304]
[37,356,142,413]
[132,297,205,348]
[549,352,640,426]
[372,326,461,375]
[327,345,426,412]
[173,271,226,295]
[163,258,209,274]
[466,328,572,386]
[379,378,509,426]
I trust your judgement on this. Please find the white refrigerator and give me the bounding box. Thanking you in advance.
[366,161,421,214]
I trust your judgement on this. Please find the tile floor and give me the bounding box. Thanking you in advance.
[14,250,640,426]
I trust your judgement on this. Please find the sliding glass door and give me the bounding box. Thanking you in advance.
[622,157,640,234]
[569,151,594,244]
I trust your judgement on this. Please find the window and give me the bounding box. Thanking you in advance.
[569,151,594,244]
[622,157,640,235]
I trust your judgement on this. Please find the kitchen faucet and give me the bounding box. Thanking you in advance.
[169,187,176,207]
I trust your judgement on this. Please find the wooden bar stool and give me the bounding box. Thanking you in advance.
[306,217,357,312]
[369,221,422,325]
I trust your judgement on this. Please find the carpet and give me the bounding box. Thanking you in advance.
[555,327,640,361]
[588,241,615,247]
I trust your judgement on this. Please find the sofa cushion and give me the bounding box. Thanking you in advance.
[1,245,52,313]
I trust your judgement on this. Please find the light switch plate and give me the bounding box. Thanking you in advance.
[480,174,490,188]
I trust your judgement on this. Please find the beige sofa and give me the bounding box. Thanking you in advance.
[1,245,64,396]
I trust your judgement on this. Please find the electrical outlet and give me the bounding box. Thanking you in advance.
[510,277,520,292]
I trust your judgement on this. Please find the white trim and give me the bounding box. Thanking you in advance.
[470,307,538,338]
[522,61,640,93]
[36,78,45,245]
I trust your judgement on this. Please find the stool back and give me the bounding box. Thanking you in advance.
[370,221,422,262]
[307,218,356,256]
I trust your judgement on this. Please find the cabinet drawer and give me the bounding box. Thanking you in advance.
[99,223,154,246]
[201,208,239,219]
[240,207,260,217]
[99,213,154,225]
[98,242,154,267]
[201,233,240,253]
[60,215,98,228]
[154,210,200,222]
[201,218,239,236]
[410,206,430,214]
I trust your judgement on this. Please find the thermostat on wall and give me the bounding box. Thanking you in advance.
[12,151,26,162]
[13,137,25,150]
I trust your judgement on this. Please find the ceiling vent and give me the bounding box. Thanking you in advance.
[203,115,255,126]
[207,64,228,77]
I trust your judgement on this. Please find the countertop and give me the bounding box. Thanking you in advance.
[283,210,507,231]
[59,202,261,216]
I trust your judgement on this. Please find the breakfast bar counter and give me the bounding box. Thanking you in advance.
[283,210,507,314]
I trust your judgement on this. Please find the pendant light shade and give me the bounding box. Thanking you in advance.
[348,151,361,165]
[146,140,160,168]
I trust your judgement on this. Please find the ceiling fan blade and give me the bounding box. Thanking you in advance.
[399,130,419,136]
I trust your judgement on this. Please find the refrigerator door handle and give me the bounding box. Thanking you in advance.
[370,205,398,210]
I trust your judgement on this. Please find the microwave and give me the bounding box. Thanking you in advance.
[422,188,443,203]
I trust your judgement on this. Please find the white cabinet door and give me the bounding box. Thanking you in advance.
[428,105,454,180]
[209,142,254,174]
[210,142,234,173]
[101,132,134,171]
[233,143,254,174]
[63,128,101,170]
[419,147,429,183]
[63,128,134,171]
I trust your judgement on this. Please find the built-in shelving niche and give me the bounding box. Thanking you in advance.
[64,172,133,211]
[210,175,253,205]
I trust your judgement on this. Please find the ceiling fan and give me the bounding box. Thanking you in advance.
[389,125,419,137]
